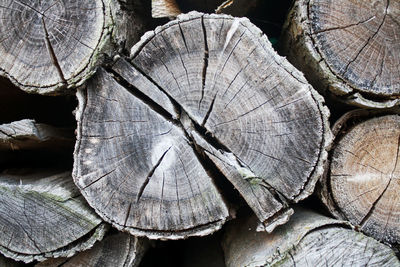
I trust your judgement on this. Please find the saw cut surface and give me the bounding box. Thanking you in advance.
[73,12,330,239]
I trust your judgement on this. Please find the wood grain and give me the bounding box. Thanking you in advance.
[73,12,331,239]
[281,0,400,108]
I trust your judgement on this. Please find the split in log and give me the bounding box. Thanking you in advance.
[280,0,400,108]
[36,231,148,267]
[0,119,74,168]
[222,207,400,267]
[0,169,107,263]
[319,109,400,246]
[0,0,147,95]
[73,12,331,239]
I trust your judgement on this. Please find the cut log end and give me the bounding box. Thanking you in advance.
[0,0,112,95]
[281,0,400,108]
[73,12,331,239]
[222,208,400,267]
[321,110,400,246]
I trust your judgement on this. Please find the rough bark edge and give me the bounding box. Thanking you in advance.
[280,0,400,108]
[72,86,227,240]
[128,11,332,231]
[318,107,400,246]
[36,232,149,267]
[0,223,108,263]
[222,208,352,267]
[0,0,114,96]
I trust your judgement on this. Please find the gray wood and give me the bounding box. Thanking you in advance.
[320,109,400,246]
[36,232,148,267]
[73,12,331,239]
[0,119,73,152]
[0,169,107,263]
[223,208,400,267]
[0,0,112,95]
[280,0,400,108]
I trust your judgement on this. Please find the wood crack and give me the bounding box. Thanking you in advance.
[41,17,67,84]
[136,146,172,203]
[311,15,376,34]
[199,15,209,109]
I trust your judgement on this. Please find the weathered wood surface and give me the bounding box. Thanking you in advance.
[73,12,331,239]
[0,169,107,263]
[222,208,400,267]
[36,232,148,267]
[0,119,73,152]
[280,0,400,108]
[0,0,112,95]
[320,109,400,246]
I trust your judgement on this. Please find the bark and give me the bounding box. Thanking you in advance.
[151,0,258,18]
[36,232,148,267]
[222,207,400,267]
[73,12,331,239]
[280,0,400,108]
[319,108,400,246]
[0,0,146,95]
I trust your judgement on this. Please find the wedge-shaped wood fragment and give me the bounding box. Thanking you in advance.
[0,169,107,263]
[73,12,331,239]
[0,0,111,94]
[281,0,400,108]
[320,109,400,246]
[36,232,148,267]
[223,208,400,267]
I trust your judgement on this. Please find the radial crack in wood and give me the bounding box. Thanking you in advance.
[320,110,400,246]
[0,169,107,263]
[0,0,112,95]
[73,12,331,239]
[222,208,400,267]
[36,232,148,267]
[280,0,400,108]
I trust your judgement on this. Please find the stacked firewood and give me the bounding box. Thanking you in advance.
[0,0,398,266]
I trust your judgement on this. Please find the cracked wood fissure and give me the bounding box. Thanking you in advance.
[0,0,109,94]
[222,208,400,267]
[36,232,148,267]
[280,0,400,108]
[73,12,331,239]
[320,111,400,246]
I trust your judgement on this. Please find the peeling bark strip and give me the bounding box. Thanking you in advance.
[73,12,331,239]
[280,0,400,108]
[0,169,107,263]
[222,208,400,267]
[36,232,148,267]
[0,0,111,95]
[320,109,400,246]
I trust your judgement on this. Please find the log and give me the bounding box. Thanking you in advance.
[0,0,146,95]
[151,0,258,18]
[36,232,148,267]
[0,169,107,263]
[319,109,400,246]
[0,119,74,167]
[73,12,331,239]
[222,208,400,267]
[280,0,400,108]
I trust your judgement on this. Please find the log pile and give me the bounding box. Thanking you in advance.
[0,0,399,266]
